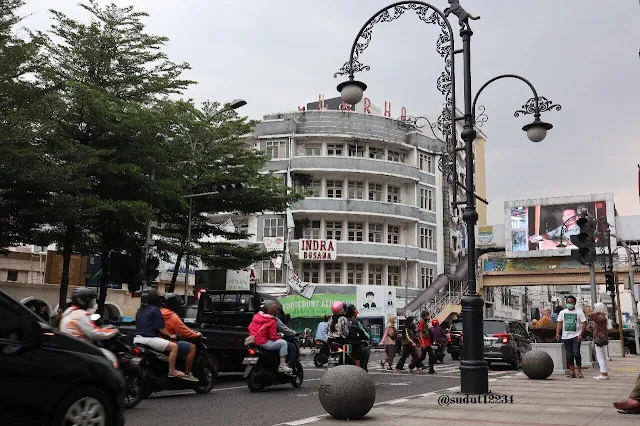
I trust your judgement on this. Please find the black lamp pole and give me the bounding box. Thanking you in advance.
[334,1,560,395]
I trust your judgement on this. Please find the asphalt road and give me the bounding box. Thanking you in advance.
[124,351,516,426]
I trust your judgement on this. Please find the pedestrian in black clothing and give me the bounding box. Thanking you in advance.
[394,316,422,373]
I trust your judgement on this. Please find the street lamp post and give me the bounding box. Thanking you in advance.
[334,1,560,394]
[180,100,247,299]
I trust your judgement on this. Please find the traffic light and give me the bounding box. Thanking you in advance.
[215,183,248,193]
[570,215,596,265]
[605,271,615,293]
[128,255,145,293]
[146,257,160,284]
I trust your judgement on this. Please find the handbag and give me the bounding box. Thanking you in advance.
[593,335,608,347]
[245,324,267,346]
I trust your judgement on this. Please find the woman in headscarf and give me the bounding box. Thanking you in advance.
[589,302,609,380]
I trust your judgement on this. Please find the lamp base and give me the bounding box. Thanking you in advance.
[460,293,489,394]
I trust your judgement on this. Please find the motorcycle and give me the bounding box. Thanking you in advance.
[432,341,446,364]
[313,340,330,367]
[242,335,303,392]
[90,314,144,409]
[327,339,370,371]
[135,335,217,397]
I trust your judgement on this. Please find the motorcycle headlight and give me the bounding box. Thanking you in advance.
[99,348,119,369]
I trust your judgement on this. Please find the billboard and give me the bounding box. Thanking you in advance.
[505,194,615,258]
[356,285,397,318]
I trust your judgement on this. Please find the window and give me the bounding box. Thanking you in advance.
[348,222,364,242]
[303,220,321,239]
[348,143,364,157]
[420,227,434,250]
[6,270,18,282]
[369,264,383,285]
[419,153,434,173]
[347,263,364,284]
[348,181,364,199]
[263,218,284,237]
[368,183,382,201]
[325,263,342,284]
[302,263,319,284]
[305,144,321,156]
[266,140,286,159]
[327,144,343,156]
[388,266,401,287]
[369,147,384,160]
[0,304,22,341]
[368,223,383,243]
[419,187,434,211]
[387,185,400,203]
[326,180,343,198]
[421,267,435,289]
[262,260,283,284]
[309,180,322,197]
[325,221,342,240]
[388,150,405,163]
[387,225,400,245]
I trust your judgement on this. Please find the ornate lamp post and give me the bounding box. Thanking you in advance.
[334,1,561,394]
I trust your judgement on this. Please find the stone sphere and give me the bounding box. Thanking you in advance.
[522,349,554,380]
[318,365,376,420]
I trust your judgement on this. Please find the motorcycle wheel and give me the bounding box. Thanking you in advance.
[194,358,218,394]
[124,372,144,409]
[313,353,326,368]
[247,368,265,392]
[291,361,304,388]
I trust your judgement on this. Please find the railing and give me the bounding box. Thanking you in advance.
[414,283,468,319]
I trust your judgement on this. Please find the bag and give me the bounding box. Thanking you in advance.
[245,323,267,346]
[593,335,608,347]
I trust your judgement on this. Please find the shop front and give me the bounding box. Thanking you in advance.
[278,293,356,334]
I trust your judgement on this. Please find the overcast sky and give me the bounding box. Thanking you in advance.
[20,1,640,224]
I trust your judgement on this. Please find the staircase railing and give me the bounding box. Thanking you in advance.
[414,283,469,319]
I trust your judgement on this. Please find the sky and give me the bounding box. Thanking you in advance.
[19,0,640,224]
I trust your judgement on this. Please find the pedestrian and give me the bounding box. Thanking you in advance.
[613,373,640,414]
[315,315,329,343]
[379,315,397,370]
[551,305,563,323]
[415,310,435,374]
[38,305,50,324]
[555,295,587,379]
[395,316,421,373]
[589,302,610,380]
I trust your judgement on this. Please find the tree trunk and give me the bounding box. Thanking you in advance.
[97,242,110,315]
[168,251,183,292]
[59,221,76,309]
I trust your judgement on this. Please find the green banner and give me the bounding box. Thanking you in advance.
[279,294,356,318]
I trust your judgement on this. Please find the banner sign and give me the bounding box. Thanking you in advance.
[356,285,389,318]
[299,239,337,260]
[279,294,356,318]
[288,270,315,299]
[226,270,251,291]
[263,237,285,252]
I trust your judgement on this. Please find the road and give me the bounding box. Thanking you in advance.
[124,351,517,426]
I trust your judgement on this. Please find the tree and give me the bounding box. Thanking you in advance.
[41,1,194,310]
[0,0,59,251]
[152,100,302,292]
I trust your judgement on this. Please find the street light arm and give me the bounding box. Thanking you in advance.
[471,74,540,121]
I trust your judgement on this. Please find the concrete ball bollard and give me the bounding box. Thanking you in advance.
[318,365,376,420]
[522,349,554,380]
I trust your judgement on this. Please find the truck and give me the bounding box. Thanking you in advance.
[118,290,278,374]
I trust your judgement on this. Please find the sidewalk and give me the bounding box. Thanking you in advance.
[310,356,640,426]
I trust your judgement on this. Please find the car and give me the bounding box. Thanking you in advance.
[447,319,463,360]
[482,318,532,369]
[0,290,126,426]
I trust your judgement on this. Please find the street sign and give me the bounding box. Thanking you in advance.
[249,269,258,284]
[196,288,207,301]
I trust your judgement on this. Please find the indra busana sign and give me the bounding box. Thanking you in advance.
[299,239,337,260]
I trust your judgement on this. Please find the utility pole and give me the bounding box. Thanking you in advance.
[589,262,597,306]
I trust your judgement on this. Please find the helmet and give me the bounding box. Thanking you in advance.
[163,293,183,312]
[431,319,440,327]
[262,299,279,315]
[141,288,161,306]
[331,301,345,315]
[71,288,97,310]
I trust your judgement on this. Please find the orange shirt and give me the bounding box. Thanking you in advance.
[160,308,200,339]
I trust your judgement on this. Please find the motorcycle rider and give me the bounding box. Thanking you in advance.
[327,301,366,367]
[262,300,299,368]
[133,289,186,379]
[59,288,119,343]
[315,315,329,343]
[248,300,293,374]
[430,319,445,361]
[345,304,370,368]
[161,293,201,381]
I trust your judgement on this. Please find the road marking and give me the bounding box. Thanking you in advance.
[386,398,409,404]
[420,392,436,397]
[285,417,323,425]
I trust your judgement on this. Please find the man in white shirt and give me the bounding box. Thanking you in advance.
[555,295,587,378]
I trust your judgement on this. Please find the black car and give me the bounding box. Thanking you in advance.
[447,319,463,360]
[0,290,126,426]
[482,318,532,369]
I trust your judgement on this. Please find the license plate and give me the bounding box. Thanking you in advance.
[242,357,259,365]
[130,357,142,365]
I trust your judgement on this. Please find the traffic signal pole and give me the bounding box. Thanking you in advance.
[589,262,597,306]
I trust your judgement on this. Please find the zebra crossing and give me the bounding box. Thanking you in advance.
[300,358,513,376]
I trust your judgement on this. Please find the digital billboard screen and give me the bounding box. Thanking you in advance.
[509,200,607,252]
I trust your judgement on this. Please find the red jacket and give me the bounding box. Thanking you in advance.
[248,311,280,345]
